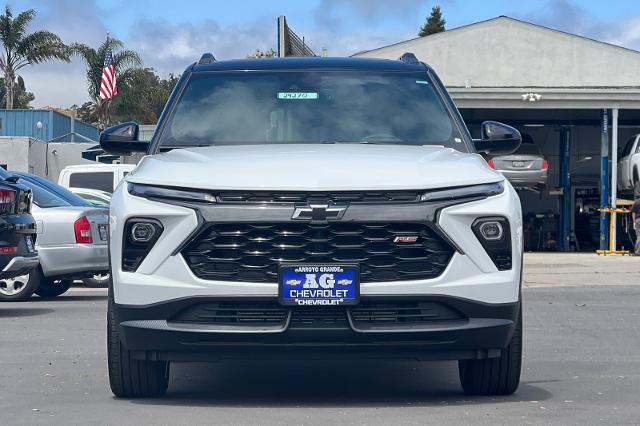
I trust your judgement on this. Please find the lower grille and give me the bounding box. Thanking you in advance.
[170,302,288,326]
[169,301,465,331]
[350,302,464,326]
[182,222,454,283]
[289,308,348,328]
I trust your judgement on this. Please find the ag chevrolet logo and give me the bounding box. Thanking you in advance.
[292,204,347,222]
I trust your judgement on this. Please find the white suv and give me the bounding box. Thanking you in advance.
[101,53,523,398]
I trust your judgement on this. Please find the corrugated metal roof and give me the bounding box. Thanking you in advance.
[0,109,99,142]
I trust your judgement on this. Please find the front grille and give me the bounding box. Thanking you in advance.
[215,191,420,204]
[171,302,288,326]
[182,222,454,283]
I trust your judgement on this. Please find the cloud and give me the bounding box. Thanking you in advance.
[315,0,431,30]
[516,0,640,51]
[126,17,276,75]
[9,0,109,107]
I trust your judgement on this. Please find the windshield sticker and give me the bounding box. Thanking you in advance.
[278,92,319,100]
[415,80,429,85]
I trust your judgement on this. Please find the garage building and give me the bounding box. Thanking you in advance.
[354,16,640,252]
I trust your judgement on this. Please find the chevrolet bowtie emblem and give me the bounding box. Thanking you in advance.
[291,204,348,222]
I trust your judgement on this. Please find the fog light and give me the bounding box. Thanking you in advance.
[478,221,503,241]
[130,222,156,243]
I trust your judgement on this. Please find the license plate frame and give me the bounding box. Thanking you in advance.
[278,264,360,306]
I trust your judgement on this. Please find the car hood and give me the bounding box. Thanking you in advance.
[129,144,503,191]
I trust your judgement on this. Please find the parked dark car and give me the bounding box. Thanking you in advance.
[0,169,39,301]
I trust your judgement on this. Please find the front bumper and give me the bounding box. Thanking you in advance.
[115,295,520,361]
[109,181,523,306]
[39,243,108,279]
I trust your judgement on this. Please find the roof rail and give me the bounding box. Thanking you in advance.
[198,53,216,65]
[399,52,420,65]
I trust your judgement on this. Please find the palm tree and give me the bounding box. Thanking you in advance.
[0,6,70,109]
[71,38,142,127]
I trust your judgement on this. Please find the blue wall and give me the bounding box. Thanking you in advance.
[0,109,99,142]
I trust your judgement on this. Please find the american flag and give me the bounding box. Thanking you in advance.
[99,45,117,100]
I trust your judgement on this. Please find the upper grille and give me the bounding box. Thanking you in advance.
[215,191,420,204]
[182,222,454,283]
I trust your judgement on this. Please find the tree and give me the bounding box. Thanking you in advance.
[111,68,179,124]
[419,5,446,37]
[0,76,35,109]
[246,48,277,58]
[71,38,142,127]
[0,6,70,109]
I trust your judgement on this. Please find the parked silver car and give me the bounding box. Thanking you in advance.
[488,134,548,189]
[1,179,109,299]
[70,187,111,207]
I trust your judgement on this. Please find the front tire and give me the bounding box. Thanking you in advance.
[458,306,522,396]
[107,289,169,398]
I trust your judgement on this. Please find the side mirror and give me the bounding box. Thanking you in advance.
[473,121,521,155]
[99,122,148,155]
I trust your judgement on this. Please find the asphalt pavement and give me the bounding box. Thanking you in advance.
[1,255,639,425]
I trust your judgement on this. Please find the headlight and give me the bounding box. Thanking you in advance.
[128,182,216,203]
[420,181,504,202]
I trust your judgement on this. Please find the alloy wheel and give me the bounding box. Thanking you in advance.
[0,274,31,296]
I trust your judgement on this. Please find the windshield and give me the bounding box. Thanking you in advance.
[18,179,71,208]
[157,71,464,150]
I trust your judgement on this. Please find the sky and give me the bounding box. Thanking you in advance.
[9,0,640,107]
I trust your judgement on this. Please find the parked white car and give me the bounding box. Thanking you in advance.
[3,179,109,298]
[70,187,112,207]
[618,134,640,193]
[58,164,135,193]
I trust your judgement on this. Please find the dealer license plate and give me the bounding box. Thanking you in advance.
[279,264,359,306]
[512,161,526,168]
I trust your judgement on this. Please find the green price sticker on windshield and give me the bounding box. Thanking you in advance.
[278,92,319,100]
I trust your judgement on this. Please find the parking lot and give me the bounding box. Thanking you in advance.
[0,254,638,425]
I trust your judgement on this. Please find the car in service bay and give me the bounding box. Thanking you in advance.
[101,54,523,398]
[487,134,548,190]
[6,175,109,298]
[0,171,39,301]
